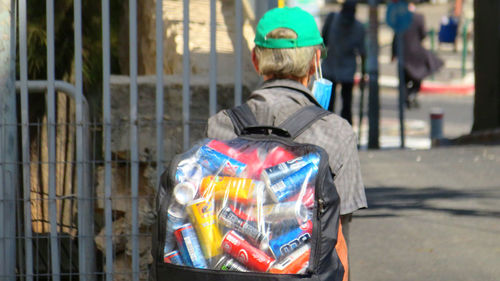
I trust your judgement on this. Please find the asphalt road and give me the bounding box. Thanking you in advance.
[351,146,500,281]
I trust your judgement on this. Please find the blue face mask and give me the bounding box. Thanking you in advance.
[311,55,333,110]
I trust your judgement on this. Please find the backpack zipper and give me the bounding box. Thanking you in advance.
[310,150,330,273]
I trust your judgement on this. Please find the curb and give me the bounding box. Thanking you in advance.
[419,82,474,95]
[354,75,475,95]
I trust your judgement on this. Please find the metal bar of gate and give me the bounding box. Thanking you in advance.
[0,99,4,281]
[183,0,191,150]
[10,4,20,279]
[128,0,140,280]
[8,0,18,276]
[1,0,18,279]
[156,0,165,184]
[101,0,114,280]
[16,81,77,96]
[234,0,243,106]
[74,0,95,280]
[0,122,4,281]
[0,0,6,274]
[45,0,61,280]
[209,0,217,116]
[18,0,34,279]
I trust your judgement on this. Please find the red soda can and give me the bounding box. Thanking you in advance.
[238,149,263,178]
[207,140,262,178]
[221,230,275,272]
[207,140,240,159]
[262,146,296,169]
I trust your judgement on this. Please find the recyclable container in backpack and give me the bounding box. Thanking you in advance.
[152,105,348,281]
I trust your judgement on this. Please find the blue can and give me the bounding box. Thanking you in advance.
[174,223,208,269]
[267,163,318,203]
[261,152,320,186]
[197,145,247,176]
[267,220,312,259]
[164,250,184,265]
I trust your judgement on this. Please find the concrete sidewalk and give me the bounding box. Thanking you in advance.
[351,145,500,281]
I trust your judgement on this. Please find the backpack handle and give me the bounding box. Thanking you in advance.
[240,125,292,138]
[227,103,331,139]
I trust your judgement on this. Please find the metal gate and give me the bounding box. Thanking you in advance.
[0,0,266,280]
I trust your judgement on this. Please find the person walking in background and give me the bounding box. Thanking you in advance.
[321,0,366,125]
[392,2,444,109]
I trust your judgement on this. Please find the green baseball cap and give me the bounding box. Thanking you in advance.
[254,7,324,49]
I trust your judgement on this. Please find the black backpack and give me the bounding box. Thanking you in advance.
[152,104,347,281]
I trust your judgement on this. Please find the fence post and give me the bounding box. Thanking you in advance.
[461,19,469,78]
[182,0,191,150]
[0,0,18,280]
[396,32,406,149]
[367,0,380,149]
[234,0,243,106]
[209,0,217,117]
[74,0,96,280]
[18,0,34,280]
[430,28,435,80]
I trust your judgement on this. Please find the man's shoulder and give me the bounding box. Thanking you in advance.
[298,111,356,150]
[323,112,356,137]
[207,109,237,140]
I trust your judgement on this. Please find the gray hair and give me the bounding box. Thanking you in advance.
[254,28,319,79]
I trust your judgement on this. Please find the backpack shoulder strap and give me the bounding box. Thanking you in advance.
[226,103,259,136]
[278,105,332,139]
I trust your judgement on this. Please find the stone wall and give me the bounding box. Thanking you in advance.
[107,74,251,163]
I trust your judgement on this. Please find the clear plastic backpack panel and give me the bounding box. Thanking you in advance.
[164,138,321,274]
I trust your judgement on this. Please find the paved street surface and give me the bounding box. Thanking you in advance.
[351,146,500,281]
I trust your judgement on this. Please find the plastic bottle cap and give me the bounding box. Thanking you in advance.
[174,182,196,205]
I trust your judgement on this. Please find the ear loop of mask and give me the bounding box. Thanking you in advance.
[314,53,323,80]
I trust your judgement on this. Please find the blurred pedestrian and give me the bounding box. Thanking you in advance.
[321,0,366,125]
[392,2,444,109]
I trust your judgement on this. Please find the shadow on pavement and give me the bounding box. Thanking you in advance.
[357,186,500,218]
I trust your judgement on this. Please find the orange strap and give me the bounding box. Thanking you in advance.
[335,220,349,281]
